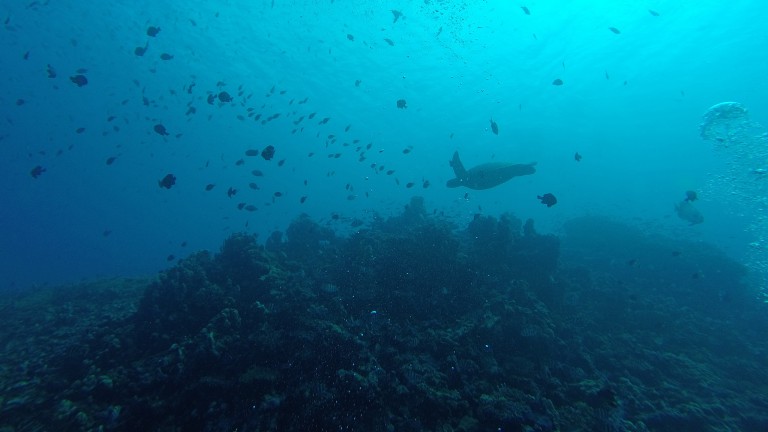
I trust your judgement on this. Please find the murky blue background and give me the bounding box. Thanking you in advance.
[1,1,766,288]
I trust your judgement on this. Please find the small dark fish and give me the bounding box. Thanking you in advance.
[181,241,187,247]
[405,182,414,188]
[300,196,307,203]
[277,159,285,166]
[207,94,216,104]
[248,182,259,190]
[649,9,660,17]
[251,170,264,176]
[537,193,557,207]
[167,254,175,261]
[30,165,46,178]
[347,34,354,41]
[147,26,161,37]
[402,147,412,154]
[245,149,259,156]
[69,74,88,87]
[75,68,88,74]
[552,78,563,86]
[605,70,610,80]
[521,6,530,15]
[574,152,582,162]
[46,64,56,78]
[608,27,621,34]
[384,38,394,46]
[490,118,499,135]
[134,43,148,56]
[244,205,257,212]
[75,127,85,134]
[153,124,169,136]
[391,9,403,23]
[627,259,638,266]
[237,202,246,210]
[355,79,361,87]
[23,51,30,60]
[396,99,407,109]
[158,173,176,189]
[273,191,283,197]
[16,99,24,106]
[685,190,698,202]
[103,230,112,237]
[218,91,232,102]
[205,184,215,191]
[235,159,244,166]
[308,112,317,119]
[422,180,430,188]
[160,53,174,60]
[106,156,117,165]
[261,145,275,160]
[227,187,237,198]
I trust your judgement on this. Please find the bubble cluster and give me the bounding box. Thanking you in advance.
[699,102,752,146]
[701,102,768,295]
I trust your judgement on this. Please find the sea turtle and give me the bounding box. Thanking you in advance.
[675,200,703,225]
[446,151,536,190]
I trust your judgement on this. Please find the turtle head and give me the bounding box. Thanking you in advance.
[446,178,463,188]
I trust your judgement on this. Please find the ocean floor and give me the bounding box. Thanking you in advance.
[1,198,767,432]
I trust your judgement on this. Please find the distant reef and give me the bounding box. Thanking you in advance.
[1,197,766,432]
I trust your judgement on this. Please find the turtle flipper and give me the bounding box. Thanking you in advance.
[450,151,467,178]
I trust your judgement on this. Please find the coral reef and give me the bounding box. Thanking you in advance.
[1,200,767,431]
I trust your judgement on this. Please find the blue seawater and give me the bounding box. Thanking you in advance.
[1,1,766,288]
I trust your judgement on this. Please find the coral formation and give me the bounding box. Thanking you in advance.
[0,200,766,431]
